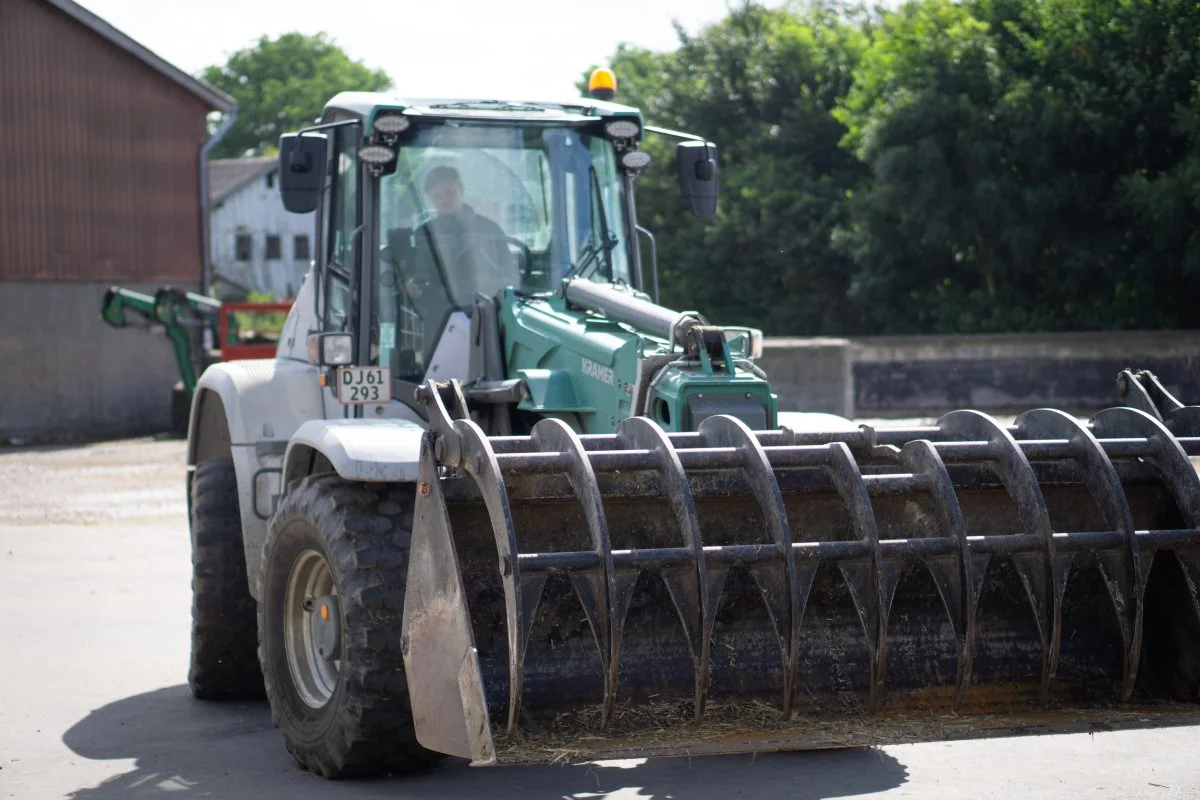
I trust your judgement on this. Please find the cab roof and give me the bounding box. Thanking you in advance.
[323,91,641,128]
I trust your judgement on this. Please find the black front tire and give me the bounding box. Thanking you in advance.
[188,458,265,700]
[258,474,440,778]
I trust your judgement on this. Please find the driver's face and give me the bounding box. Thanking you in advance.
[427,179,464,215]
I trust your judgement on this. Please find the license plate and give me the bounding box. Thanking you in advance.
[336,366,392,404]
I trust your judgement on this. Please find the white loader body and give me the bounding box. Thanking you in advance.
[185,268,442,596]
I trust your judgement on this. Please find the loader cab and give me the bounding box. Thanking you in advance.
[280,92,653,409]
[374,117,639,378]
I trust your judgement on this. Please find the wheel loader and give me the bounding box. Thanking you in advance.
[184,69,1200,778]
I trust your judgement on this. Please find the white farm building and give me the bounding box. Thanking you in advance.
[209,156,315,299]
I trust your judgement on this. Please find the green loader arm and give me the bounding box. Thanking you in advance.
[100,285,221,397]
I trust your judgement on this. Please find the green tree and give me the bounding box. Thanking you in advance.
[1120,86,1200,314]
[593,4,868,335]
[837,0,1200,333]
[834,0,1031,333]
[980,0,1200,330]
[202,33,392,158]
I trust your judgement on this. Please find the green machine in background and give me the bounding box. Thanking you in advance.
[100,286,221,433]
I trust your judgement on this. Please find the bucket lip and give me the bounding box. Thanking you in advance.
[485,703,1200,766]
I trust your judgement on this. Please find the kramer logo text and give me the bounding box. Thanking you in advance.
[582,357,615,386]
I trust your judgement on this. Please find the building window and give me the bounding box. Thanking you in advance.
[294,234,311,261]
[235,233,252,261]
[266,235,282,260]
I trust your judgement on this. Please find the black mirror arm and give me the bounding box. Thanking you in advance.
[295,118,361,138]
[644,124,708,143]
[288,119,362,173]
[644,126,717,172]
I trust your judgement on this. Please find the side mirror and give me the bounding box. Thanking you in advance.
[676,140,719,221]
[278,133,328,214]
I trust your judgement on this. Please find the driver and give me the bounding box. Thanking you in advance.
[411,165,514,299]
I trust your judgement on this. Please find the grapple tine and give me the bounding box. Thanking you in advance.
[745,562,816,717]
[823,441,887,710]
[517,573,548,662]
[405,378,1200,766]
[1176,552,1200,632]
[566,572,615,721]
[898,439,980,708]
[616,416,714,720]
[1092,407,1200,529]
[1165,406,1200,438]
[528,419,621,729]
[609,569,642,693]
[697,415,802,717]
[452,421,531,734]
[1016,408,1144,701]
[1092,407,1200,667]
[699,564,732,702]
[939,410,1067,703]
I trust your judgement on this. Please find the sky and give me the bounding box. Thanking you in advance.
[76,0,790,101]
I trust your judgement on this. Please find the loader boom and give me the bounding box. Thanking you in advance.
[496,280,775,434]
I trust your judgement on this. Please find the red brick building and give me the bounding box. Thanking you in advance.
[0,0,235,441]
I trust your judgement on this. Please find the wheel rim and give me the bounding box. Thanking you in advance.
[283,549,340,708]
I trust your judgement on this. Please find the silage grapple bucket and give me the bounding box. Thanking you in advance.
[402,377,1200,765]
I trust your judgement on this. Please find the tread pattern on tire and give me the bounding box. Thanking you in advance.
[260,474,441,778]
[189,457,266,700]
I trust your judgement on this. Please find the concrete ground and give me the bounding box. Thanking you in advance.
[1,438,1198,800]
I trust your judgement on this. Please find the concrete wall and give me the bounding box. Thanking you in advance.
[756,330,1200,419]
[851,330,1200,416]
[758,338,856,416]
[6,286,1196,443]
[0,282,184,443]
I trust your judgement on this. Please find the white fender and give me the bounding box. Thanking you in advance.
[283,418,428,487]
[187,358,325,594]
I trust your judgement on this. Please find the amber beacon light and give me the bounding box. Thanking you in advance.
[588,67,617,100]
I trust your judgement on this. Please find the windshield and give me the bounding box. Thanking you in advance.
[375,123,630,379]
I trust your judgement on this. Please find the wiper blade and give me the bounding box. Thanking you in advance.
[563,240,600,282]
[562,166,619,283]
[577,236,618,282]
[563,234,618,283]
[579,166,618,282]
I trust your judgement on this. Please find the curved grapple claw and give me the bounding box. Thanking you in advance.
[404,384,1200,764]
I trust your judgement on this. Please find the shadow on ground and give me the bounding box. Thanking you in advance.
[63,685,909,799]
